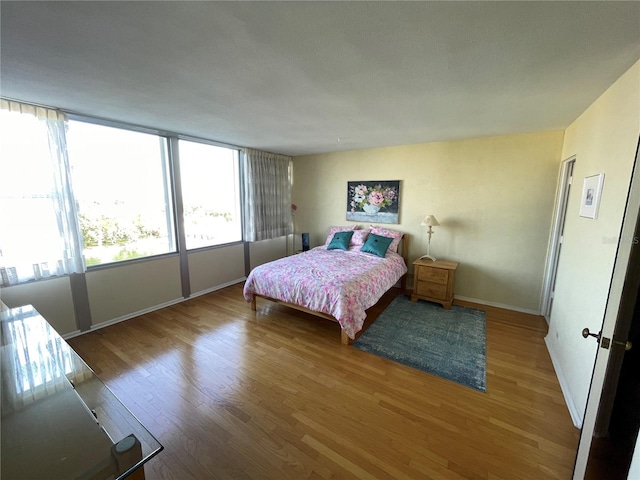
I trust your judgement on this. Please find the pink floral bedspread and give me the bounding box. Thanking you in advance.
[243,246,408,339]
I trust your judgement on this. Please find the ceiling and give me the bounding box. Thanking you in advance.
[1,1,639,156]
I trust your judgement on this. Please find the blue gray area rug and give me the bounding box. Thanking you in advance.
[354,295,487,392]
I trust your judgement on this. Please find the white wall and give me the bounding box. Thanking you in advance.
[0,243,252,336]
[292,130,564,312]
[545,60,640,426]
[629,435,640,480]
[86,255,183,326]
[248,236,288,271]
[0,276,77,335]
[188,244,245,294]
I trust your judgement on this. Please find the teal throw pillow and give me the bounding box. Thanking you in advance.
[360,233,393,257]
[327,231,354,250]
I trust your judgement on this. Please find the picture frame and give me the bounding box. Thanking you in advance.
[579,173,605,219]
[346,180,400,224]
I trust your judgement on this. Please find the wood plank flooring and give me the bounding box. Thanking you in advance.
[68,283,580,480]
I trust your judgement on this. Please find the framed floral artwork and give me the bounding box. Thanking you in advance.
[346,180,400,224]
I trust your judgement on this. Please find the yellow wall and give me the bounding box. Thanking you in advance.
[292,130,564,312]
[545,60,640,424]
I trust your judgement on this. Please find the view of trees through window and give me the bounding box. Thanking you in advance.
[178,140,242,249]
[67,121,176,266]
[1,111,244,280]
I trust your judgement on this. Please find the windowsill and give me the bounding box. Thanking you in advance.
[85,251,180,271]
[185,241,244,255]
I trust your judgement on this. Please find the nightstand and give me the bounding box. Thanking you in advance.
[411,258,458,309]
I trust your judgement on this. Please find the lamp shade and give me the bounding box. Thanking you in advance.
[420,215,440,227]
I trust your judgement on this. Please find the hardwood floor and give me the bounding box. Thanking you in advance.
[68,284,580,479]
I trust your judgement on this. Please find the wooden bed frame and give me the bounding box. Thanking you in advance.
[250,234,410,345]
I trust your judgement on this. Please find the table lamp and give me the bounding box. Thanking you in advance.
[420,215,440,261]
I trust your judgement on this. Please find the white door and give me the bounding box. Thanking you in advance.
[541,157,575,322]
[573,152,640,479]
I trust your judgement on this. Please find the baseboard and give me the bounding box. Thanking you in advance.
[453,295,541,316]
[545,335,583,428]
[86,297,187,334]
[189,277,246,298]
[76,278,247,336]
[62,329,83,340]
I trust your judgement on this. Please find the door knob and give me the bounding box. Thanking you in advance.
[582,328,632,351]
[582,328,601,341]
[614,339,633,351]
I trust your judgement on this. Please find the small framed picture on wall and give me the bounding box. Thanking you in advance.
[579,173,605,219]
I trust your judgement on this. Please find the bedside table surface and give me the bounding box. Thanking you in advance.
[412,258,459,270]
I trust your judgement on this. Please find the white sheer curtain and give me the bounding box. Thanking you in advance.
[1,308,92,414]
[242,148,293,242]
[0,100,85,285]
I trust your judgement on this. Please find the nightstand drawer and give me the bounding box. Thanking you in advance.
[416,281,447,300]
[417,266,449,285]
[411,258,458,309]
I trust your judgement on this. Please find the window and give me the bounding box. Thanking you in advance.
[0,104,84,284]
[178,140,242,249]
[7,311,75,395]
[67,121,176,266]
[1,99,247,286]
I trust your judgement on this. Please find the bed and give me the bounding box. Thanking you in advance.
[243,229,409,344]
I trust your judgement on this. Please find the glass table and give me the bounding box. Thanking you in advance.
[1,305,163,480]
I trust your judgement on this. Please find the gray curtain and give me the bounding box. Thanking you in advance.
[242,148,292,242]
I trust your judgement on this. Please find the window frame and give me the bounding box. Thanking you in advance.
[176,136,243,251]
[66,118,178,268]
[65,115,245,270]
[1,104,249,283]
